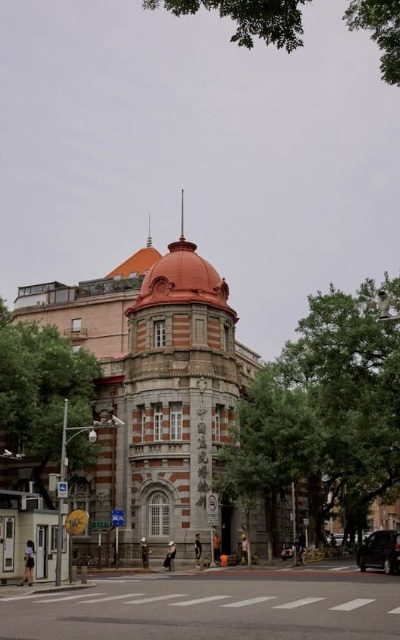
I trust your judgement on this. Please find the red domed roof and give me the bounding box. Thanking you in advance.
[128,238,237,319]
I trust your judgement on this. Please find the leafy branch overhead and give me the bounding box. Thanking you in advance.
[143,0,400,85]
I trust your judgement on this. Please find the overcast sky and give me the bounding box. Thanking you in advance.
[1,1,399,362]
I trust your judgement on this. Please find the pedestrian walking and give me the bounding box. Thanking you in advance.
[19,540,35,586]
[194,533,202,566]
[140,537,150,569]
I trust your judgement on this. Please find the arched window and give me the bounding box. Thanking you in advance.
[149,491,170,536]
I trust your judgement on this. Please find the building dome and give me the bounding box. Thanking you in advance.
[130,238,237,319]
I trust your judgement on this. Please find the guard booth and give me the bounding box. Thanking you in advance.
[0,490,69,584]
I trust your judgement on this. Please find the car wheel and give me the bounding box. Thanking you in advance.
[359,559,366,572]
[383,559,393,575]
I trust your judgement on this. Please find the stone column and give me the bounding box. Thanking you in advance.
[189,376,213,532]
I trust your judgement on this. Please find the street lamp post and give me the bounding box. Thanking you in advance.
[54,401,123,586]
[55,398,70,587]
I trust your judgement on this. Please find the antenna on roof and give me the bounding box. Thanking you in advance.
[180,189,185,240]
[147,213,152,247]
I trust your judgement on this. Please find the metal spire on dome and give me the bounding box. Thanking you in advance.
[146,213,152,247]
[180,189,185,241]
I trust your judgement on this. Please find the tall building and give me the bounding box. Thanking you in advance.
[7,234,263,563]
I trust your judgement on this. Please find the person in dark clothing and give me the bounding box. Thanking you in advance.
[195,533,202,566]
[140,537,150,569]
[163,541,176,571]
[298,532,306,551]
[295,532,306,566]
[19,540,35,586]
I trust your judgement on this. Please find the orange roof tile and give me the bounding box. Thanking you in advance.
[106,246,162,279]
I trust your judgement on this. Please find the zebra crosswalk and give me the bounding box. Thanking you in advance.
[1,590,400,615]
[278,565,355,572]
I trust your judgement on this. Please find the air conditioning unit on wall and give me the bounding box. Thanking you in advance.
[20,496,43,511]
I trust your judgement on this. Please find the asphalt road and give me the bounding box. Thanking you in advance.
[1,559,399,640]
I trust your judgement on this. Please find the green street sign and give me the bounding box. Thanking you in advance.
[91,521,110,530]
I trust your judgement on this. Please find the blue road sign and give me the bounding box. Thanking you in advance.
[111,509,125,527]
[57,481,68,498]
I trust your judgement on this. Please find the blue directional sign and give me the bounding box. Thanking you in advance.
[111,509,125,527]
[57,481,68,498]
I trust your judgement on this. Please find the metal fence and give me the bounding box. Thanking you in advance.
[72,542,141,568]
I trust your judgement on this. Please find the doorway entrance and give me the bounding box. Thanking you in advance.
[221,504,233,555]
[36,525,48,579]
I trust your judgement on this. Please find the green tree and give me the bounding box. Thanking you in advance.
[345,0,400,86]
[279,279,400,540]
[216,364,320,555]
[143,0,400,85]
[0,321,101,503]
[0,297,11,328]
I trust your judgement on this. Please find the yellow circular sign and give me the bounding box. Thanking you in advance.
[64,509,89,536]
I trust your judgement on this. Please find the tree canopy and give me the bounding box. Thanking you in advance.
[216,364,320,552]
[143,0,400,86]
[279,278,400,539]
[0,298,11,328]
[0,306,101,497]
[218,276,400,549]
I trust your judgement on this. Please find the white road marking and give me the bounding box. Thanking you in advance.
[329,599,375,611]
[125,594,186,604]
[171,596,230,606]
[35,592,107,603]
[78,593,145,603]
[221,596,277,608]
[0,592,103,602]
[329,566,353,571]
[87,579,142,583]
[273,597,325,609]
[388,606,400,614]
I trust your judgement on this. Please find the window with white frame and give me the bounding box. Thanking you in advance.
[150,491,170,536]
[170,402,182,440]
[214,405,223,441]
[153,404,163,441]
[154,320,166,348]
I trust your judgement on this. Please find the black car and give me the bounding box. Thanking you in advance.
[357,530,400,575]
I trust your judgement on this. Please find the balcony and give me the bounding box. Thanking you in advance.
[64,328,89,340]
[100,360,125,377]
[130,441,190,459]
